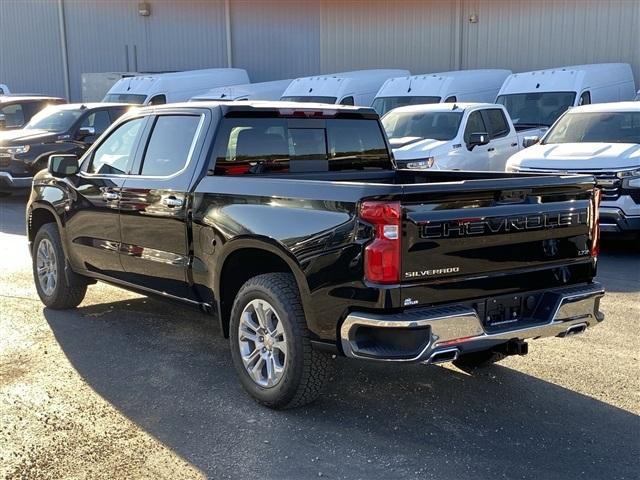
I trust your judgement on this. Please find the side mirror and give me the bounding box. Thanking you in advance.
[48,154,79,178]
[522,136,540,148]
[76,126,96,140]
[467,132,489,151]
[0,114,6,129]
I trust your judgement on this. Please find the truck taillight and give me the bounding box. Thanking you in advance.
[360,201,401,284]
[591,187,601,257]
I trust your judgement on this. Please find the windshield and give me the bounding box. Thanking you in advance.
[496,91,576,128]
[24,107,82,132]
[372,96,441,116]
[382,110,463,141]
[543,111,640,144]
[103,93,146,104]
[280,96,337,104]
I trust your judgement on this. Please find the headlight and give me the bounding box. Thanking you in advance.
[617,168,640,188]
[406,157,435,169]
[7,145,30,155]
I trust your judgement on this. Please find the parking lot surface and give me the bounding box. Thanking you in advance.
[1,193,639,480]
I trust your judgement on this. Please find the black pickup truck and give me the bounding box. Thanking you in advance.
[27,102,604,409]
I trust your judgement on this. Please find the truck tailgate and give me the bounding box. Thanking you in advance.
[399,175,598,309]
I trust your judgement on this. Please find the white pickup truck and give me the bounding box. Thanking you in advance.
[506,102,640,234]
[382,103,544,171]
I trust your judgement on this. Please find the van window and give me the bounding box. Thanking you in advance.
[211,117,391,175]
[149,94,166,105]
[139,115,201,176]
[339,96,355,106]
[444,96,457,103]
[496,92,576,128]
[103,93,147,104]
[481,109,510,139]
[579,91,591,106]
[280,96,337,104]
[463,111,488,144]
[88,117,145,175]
[372,96,440,116]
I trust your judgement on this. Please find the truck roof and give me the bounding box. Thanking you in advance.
[385,102,501,115]
[282,69,410,99]
[376,69,512,98]
[135,100,379,118]
[0,95,65,103]
[562,101,640,114]
[498,63,633,95]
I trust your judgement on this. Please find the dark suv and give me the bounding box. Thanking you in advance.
[0,103,130,193]
[0,95,66,131]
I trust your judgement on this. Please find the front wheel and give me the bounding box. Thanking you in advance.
[229,273,333,409]
[32,223,88,309]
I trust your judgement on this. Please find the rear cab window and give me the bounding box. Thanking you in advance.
[211,116,392,175]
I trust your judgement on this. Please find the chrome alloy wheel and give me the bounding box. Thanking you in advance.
[36,238,57,296]
[238,299,288,388]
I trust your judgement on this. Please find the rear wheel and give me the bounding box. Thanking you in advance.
[32,223,88,309]
[452,348,506,371]
[229,273,333,409]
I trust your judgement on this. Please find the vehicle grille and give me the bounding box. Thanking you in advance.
[592,173,621,201]
[516,168,622,200]
[0,154,11,168]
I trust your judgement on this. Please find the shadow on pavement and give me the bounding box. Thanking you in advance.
[44,297,640,480]
[0,193,28,236]
[597,235,640,293]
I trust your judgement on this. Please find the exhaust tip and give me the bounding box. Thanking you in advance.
[561,322,588,337]
[427,348,459,364]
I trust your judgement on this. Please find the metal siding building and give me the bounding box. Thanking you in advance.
[1,0,638,101]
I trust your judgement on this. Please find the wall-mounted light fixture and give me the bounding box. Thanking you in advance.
[469,13,478,23]
[138,2,151,16]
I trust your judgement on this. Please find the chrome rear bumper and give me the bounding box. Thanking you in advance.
[340,282,605,363]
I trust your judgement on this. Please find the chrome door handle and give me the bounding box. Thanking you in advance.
[162,197,183,208]
[102,192,120,201]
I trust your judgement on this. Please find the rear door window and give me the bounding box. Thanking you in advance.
[139,115,201,176]
[481,108,510,139]
[212,117,391,175]
[80,110,112,136]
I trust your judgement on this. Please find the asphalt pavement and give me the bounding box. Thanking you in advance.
[1,193,639,480]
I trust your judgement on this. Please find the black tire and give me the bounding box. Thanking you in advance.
[32,223,88,309]
[229,273,333,409]
[452,348,506,371]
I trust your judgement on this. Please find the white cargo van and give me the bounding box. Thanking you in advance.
[280,70,410,106]
[372,69,512,116]
[190,79,292,102]
[103,68,250,106]
[496,63,636,131]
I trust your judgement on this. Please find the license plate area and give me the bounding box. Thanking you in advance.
[475,292,545,332]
